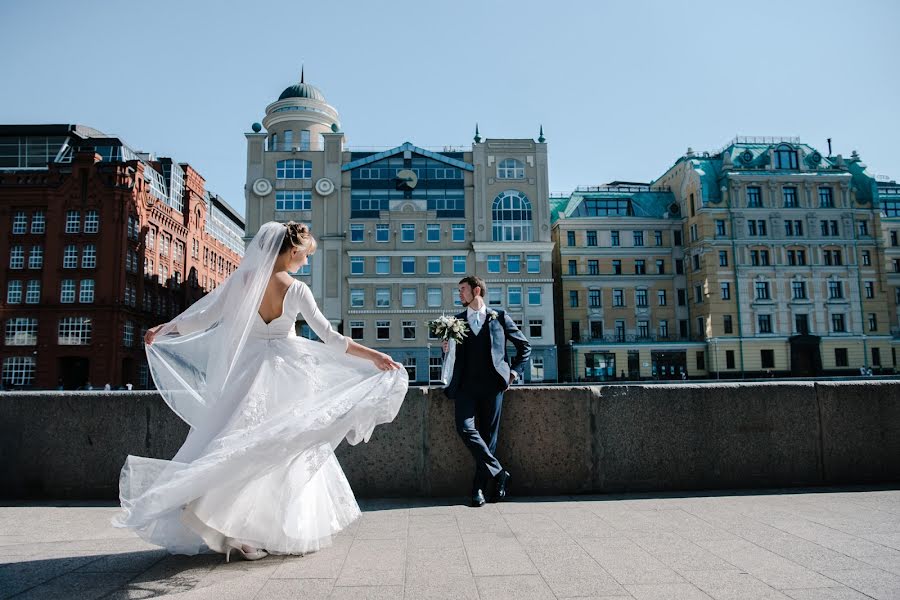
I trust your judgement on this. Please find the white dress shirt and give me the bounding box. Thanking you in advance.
[467,306,487,336]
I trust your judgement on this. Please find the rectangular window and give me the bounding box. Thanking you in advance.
[401,223,415,242]
[610,230,620,246]
[755,281,770,300]
[60,279,75,303]
[376,320,390,340]
[654,230,663,246]
[636,289,648,307]
[831,313,846,333]
[872,347,882,367]
[487,255,500,273]
[9,245,24,269]
[761,349,775,369]
[613,289,624,307]
[657,289,667,306]
[677,289,686,306]
[63,245,78,269]
[834,348,848,367]
[696,350,706,371]
[350,224,364,242]
[758,314,772,333]
[508,286,522,306]
[721,282,731,300]
[528,286,542,305]
[783,187,797,207]
[350,256,365,275]
[350,321,364,340]
[425,224,440,242]
[862,251,871,266]
[828,281,843,299]
[402,320,416,340]
[590,320,603,339]
[376,223,389,242]
[792,281,807,299]
[429,356,443,382]
[675,259,684,275]
[868,313,878,332]
[376,288,390,308]
[401,287,417,307]
[401,256,415,274]
[376,256,390,275]
[747,186,762,207]
[452,255,466,274]
[427,287,442,307]
[715,220,726,236]
[123,321,134,348]
[31,210,46,234]
[25,280,40,304]
[586,231,597,246]
[529,319,543,338]
[638,320,650,339]
[572,321,581,342]
[695,284,704,303]
[2,357,36,386]
[857,220,869,236]
[655,259,665,274]
[726,350,735,369]
[612,260,621,275]
[588,289,601,307]
[275,190,311,211]
[507,255,521,273]
[427,256,441,274]
[526,254,540,273]
[864,281,874,299]
[5,317,38,346]
[58,316,92,345]
[79,279,94,303]
[819,187,834,208]
[452,224,466,242]
[633,231,644,246]
[724,314,733,334]
[569,290,579,307]
[692,255,700,271]
[488,287,502,306]
[65,210,80,234]
[350,288,364,308]
[719,251,728,267]
[568,260,577,276]
[567,231,576,246]
[634,260,646,275]
[658,320,668,338]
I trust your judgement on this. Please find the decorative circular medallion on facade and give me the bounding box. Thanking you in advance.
[315,178,335,196]
[740,150,754,164]
[807,151,822,166]
[252,178,273,196]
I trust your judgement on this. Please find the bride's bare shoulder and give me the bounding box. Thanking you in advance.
[273,272,298,291]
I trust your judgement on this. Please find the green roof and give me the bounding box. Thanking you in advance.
[278,82,325,102]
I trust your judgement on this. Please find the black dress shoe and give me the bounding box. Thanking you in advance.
[491,470,511,502]
[470,489,486,507]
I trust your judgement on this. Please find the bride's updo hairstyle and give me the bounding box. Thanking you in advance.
[279,222,317,256]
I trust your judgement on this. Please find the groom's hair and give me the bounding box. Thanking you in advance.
[458,275,486,296]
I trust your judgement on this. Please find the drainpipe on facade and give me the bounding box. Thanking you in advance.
[851,205,870,370]
[727,182,746,378]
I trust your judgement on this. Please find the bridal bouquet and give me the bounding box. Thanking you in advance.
[428,315,469,343]
[428,315,468,387]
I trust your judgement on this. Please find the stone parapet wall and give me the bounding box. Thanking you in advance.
[1,382,898,499]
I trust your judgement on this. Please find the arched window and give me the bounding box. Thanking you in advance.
[497,158,525,179]
[276,159,312,179]
[774,144,798,170]
[492,190,533,241]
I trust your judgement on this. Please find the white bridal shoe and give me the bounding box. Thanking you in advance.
[225,540,268,562]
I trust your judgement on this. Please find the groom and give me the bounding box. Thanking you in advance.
[443,276,531,507]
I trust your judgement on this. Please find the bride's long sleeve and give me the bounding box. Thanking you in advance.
[296,282,349,352]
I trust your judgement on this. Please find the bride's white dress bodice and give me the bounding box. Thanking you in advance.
[249,280,348,349]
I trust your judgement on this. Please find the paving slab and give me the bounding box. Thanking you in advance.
[0,487,898,599]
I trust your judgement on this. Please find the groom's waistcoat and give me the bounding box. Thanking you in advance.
[459,321,504,395]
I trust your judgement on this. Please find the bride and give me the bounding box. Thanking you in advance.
[113,221,408,561]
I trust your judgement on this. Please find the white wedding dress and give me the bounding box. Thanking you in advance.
[114,277,408,555]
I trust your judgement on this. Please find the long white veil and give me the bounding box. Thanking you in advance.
[147,221,284,428]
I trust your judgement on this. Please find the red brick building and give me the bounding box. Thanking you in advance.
[0,124,244,389]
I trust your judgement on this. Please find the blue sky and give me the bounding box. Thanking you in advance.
[2,0,898,216]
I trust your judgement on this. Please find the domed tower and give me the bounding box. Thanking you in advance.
[261,69,341,151]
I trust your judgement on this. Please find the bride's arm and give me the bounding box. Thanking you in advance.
[296,283,401,371]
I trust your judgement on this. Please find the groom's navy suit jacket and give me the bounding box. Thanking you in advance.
[445,308,532,399]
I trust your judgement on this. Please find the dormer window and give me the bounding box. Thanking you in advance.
[497,158,525,179]
[774,144,798,170]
